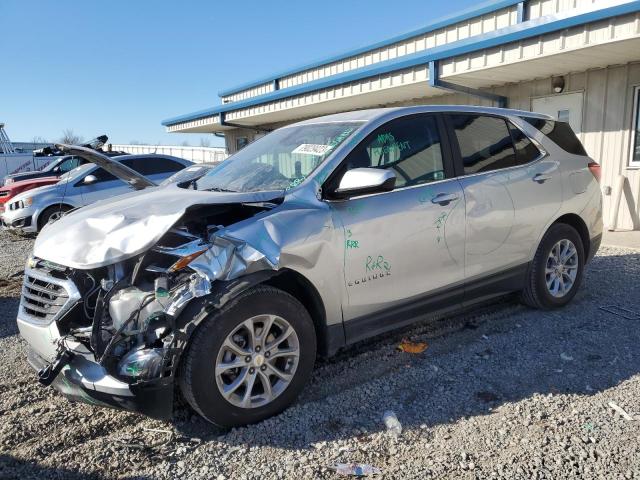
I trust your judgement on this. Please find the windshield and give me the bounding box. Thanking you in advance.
[160,164,215,187]
[196,122,362,193]
[38,157,64,172]
[57,164,94,184]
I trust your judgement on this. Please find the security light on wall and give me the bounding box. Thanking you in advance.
[552,76,566,94]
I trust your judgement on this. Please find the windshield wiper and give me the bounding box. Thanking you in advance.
[206,187,239,193]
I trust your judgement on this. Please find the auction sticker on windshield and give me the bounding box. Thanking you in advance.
[292,144,332,156]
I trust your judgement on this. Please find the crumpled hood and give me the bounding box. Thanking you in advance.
[33,186,283,269]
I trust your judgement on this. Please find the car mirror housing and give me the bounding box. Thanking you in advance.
[332,168,396,199]
[83,174,98,185]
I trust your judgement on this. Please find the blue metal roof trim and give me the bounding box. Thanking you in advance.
[161,107,222,126]
[163,1,640,127]
[217,0,523,98]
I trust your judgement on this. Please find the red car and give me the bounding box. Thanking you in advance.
[0,177,59,213]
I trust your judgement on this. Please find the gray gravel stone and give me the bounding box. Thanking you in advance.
[0,232,638,479]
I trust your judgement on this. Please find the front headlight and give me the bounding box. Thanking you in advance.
[26,255,38,269]
[16,197,33,209]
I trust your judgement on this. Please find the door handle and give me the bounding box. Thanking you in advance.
[431,193,459,206]
[533,173,551,184]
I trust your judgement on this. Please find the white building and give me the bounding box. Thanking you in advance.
[108,144,227,164]
[163,0,640,231]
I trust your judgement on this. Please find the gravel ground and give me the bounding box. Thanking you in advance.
[0,229,638,479]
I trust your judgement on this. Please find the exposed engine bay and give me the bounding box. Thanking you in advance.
[26,199,284,416]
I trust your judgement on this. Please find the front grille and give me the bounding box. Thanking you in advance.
[20,265,80,325]
[22,275,68,319]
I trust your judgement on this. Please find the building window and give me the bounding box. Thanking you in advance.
[631,86,640,167]
[236,137,249,151]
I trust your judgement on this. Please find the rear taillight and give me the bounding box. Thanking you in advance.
[588,161,601,183]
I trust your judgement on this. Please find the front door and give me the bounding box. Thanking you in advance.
[76,168,131,206]
[327,113,466,341]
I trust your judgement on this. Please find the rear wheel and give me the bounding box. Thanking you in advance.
[38,205,71,231]
[179,286,316,427]
[521,223,585,309]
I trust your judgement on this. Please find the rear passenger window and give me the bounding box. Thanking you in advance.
[450,115,520,175]
[126,158,185,176]
[509,124,541,164]
[521,117,587,156]
[341,114,446,189]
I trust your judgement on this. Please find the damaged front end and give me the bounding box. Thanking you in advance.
[18,199,282,419]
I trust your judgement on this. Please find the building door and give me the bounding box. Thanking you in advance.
[531,92,584,135]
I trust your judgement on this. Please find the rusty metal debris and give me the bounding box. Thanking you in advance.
[397,338,428,354]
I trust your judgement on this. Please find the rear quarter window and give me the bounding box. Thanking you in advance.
[521,117,587,156]
[509,124,541,164]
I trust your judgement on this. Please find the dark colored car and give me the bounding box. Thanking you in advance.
[3,151,126,186]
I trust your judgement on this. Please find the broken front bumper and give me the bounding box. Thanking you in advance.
[18,306,174,420]
[26,346,174,419]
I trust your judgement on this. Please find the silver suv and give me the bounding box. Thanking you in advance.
[17,106,603,427]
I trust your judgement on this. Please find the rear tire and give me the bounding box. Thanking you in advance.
[179,286,316,427]
[521,223,585,309]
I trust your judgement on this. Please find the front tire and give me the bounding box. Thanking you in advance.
[37,205,70,231]
[179,286,316,427]
[521,223,585,309]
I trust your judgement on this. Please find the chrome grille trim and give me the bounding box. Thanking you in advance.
[19,266,81,325]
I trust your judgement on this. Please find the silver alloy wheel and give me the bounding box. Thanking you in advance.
[48,211,63,222]
[545,239,579,298]
[215,314,300,409]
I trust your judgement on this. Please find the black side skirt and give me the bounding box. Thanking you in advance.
[343,263,529,346]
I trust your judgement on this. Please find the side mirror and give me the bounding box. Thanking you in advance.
[332,168,396,199]
[52,166,61,173]
[83,174,97,185]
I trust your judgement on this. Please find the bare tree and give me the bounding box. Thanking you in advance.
[129,139,142,145]
[31,136,48,144]
[199,137,212,147]
[180,140,190,147]
[59,129,83,145]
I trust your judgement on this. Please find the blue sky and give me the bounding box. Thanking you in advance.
[3,0,480,147]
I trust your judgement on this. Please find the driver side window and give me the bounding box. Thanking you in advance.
[341,114,445,189]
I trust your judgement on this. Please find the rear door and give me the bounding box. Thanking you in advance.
[327,113,466,341]
[446,113,562,288]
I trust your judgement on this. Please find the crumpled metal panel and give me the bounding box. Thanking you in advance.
[33,186,283,270]
[181,190,345,327]
[165,272,212,317]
